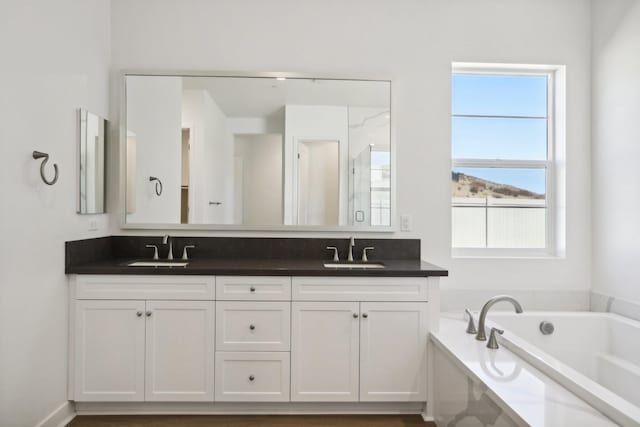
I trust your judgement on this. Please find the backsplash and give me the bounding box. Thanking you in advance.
[66,236,421,271]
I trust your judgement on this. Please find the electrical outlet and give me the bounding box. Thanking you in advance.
[400,214,412,232]
[88,220,98,231]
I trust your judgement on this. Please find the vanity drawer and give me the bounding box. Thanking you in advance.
[216,301,291,351]
[215,352,290,402]
[216,276,291,301]
[292,277,428,302]
[73,275,215,300]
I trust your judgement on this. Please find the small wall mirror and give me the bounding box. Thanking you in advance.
[122,73,392,230]
[78,109,106,214]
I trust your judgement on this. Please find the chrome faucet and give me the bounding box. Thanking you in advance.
[476,295,523,341]
[162,234,174,260]
[347,236,355,262]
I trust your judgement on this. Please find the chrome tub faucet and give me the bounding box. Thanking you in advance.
[476,295,523,341]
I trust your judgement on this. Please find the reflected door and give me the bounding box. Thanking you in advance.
[296,140,339,225]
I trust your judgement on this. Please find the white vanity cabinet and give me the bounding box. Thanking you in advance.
[70,276,216,402]
[290,277,430,402]
[69,274,438,408]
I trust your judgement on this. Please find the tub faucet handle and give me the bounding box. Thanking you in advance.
[487,327,504,350]
[464,308,477,334]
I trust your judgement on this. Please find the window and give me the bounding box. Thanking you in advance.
[451,65,559,255]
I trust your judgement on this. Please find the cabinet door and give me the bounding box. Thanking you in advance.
[291,302,359,402]
[74,300,145,401]
[360,302,428,401]
[145,300,215,401]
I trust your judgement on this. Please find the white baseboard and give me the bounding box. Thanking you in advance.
[36,401,76,427]
[75,401,425,416]
[421,412,435,422]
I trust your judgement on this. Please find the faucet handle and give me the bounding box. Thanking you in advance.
[464,308,477,334]
[326,246,339,262]
[182,245,196,261]
[145,245,159,260]
[362,247,375,262]
[487,327,504,350]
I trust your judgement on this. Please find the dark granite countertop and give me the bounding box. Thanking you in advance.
[66,258,447,277]
[65,236,448,277]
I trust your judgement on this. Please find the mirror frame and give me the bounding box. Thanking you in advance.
[118,70,396,232]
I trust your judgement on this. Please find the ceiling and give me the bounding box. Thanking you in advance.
[181,76,390,118]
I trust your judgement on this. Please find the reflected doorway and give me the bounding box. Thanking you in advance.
[181,128,190,224]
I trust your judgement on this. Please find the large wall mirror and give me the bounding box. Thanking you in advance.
[121,73,393,230]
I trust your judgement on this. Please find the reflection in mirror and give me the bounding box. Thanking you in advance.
[124,75,391,228]
[78,109,106,214]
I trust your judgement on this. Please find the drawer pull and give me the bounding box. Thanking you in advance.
[250,286,256,292]
[249,324,256,330]
[136,311,143,317]
[352,313,359,318]
[249,375,255,382]
[362,313,368,318]
[146,311,152,317]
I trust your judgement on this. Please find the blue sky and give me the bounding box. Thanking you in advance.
[452,74,548,194]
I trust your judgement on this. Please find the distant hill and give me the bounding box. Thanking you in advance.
[451,172,544,199]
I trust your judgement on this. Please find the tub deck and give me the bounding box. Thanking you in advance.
[430,314,618,427]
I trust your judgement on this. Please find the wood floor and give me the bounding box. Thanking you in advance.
[68,415,436,427]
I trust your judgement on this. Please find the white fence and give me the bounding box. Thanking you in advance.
[452,197,546,248]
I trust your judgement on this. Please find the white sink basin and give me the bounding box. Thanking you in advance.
[323,263,385,269]
[128,261,190,267]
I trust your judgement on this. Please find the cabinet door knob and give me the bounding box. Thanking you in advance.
[249,375,255,381]
[362,313,368,318]
[250,286,256,292]
[249,324,256,330]
[136,311,143,317]
[146,311,152,317]
[353,313,359,318]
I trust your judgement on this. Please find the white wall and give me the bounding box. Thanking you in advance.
[284,105,349,225]
[126,76,182,224]
[109,0,593,309]
[0,1,111,426]
[297,140,340,225]
[591,0,640,305]
[234,134,283,225]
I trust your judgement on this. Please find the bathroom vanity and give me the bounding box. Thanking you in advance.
[65,236,446,416]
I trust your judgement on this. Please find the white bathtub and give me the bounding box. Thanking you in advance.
[486,311,640,427]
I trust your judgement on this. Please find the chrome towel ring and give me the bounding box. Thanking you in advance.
[149,176,163,196]
[32,151,59,185]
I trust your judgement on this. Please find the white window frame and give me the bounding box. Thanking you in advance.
[451,63,562,258]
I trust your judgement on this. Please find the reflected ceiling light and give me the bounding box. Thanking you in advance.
[385,114,391,119]
[276,77,286,81]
